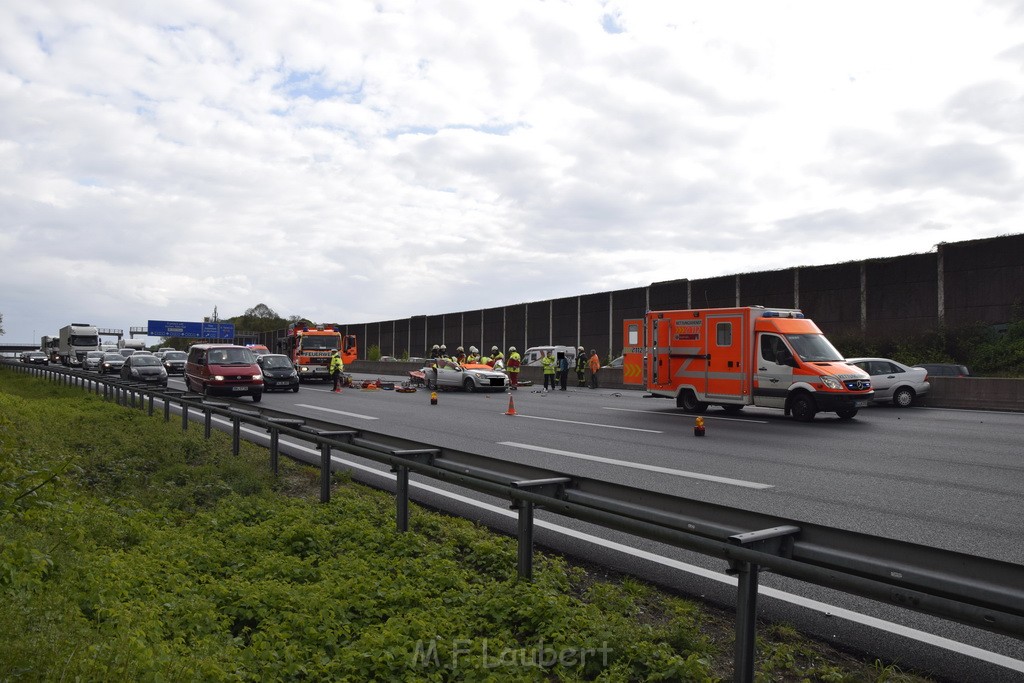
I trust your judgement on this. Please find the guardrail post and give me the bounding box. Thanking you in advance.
[265,418,305,475]
[226,408,259,455]
[509,478,572,581]
[148,393,154,416]
[202,401,229,439]
[727,526,800,683]
[300,428,358,504]
[389,449,440,532]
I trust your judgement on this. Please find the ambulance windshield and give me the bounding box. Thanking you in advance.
[785,334,844,362]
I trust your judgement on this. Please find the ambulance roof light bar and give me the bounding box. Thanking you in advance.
[762,310,805,319]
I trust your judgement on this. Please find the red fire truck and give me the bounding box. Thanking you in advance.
[278,320,357,382]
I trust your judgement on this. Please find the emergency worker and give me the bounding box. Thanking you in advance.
[329,349,345,393]
[558,351,569,391]
[439,344,448,361]
[430,344,441,360]
[467,346,480,364]
[540,350,557,391]
[490,346,504,367]
[575,346,588,386]
[455,346,466,363]
[506,346,521,389]
[588,349,601,389]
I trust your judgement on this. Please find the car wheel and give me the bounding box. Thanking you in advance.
[892,386,915,408]
[463,378,475,393]
[677,390,708,414]
[292,385,300,393]
[252,392,262,403]
[790,393,817,422]
[836,407,858,420]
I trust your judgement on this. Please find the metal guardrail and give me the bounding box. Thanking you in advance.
[4,360,1023,682]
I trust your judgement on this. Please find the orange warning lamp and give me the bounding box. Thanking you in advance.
[694,416,706,437]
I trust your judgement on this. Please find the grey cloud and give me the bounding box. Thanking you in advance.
[946,81,1024,134]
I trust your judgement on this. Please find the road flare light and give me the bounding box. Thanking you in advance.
[694,416,706,437]
[430,391,438,405]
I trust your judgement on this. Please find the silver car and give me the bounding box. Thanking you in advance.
[846,358,929,407]
[421,359,509,392]
[99,352,126,374]
[82,350,105,371]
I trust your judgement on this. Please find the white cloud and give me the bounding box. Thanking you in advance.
[1,0,1023,343]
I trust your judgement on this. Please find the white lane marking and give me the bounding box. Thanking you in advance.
[215,418,1024,675]
[604,406,769,423]
[514,414,662,433]
[499,442,772,489]
[296,403,379,420]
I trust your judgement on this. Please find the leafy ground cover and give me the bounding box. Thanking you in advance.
[0,368,932,681]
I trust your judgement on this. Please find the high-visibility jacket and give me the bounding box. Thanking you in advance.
[506,352,521,373]
[329,355,345,373]
[588,353,600,373]
[540,355,556,375]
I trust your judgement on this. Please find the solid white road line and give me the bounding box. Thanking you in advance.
[499,441,773,489]
[295,404,379,420]
[514,414,662,433]
[603,406,769,423]
[210,417,1024,675]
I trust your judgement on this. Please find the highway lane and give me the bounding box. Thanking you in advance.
[168,376,1024,680]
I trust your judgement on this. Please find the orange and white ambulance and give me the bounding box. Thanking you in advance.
[622,307,873,421]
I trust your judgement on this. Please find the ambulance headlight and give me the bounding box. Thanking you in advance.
[819,375,842,390]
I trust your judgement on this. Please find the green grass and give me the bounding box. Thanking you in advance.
[0,368,934,682]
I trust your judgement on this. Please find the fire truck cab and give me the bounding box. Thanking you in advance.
[622,307,873,421]
[278,320,357,382]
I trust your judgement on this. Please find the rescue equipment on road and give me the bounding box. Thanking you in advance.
[694,416,705,437]
[430,391,438,406]
[505,394,517,416]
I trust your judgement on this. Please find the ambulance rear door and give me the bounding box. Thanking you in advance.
[621,318,645,387]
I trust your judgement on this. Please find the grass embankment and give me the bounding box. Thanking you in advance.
[0,368,931,682]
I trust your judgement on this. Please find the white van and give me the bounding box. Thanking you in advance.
[522,345,578,366]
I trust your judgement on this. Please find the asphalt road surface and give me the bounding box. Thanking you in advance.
[168,374,1024,682]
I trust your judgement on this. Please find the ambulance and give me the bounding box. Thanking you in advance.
[622,307,873,421]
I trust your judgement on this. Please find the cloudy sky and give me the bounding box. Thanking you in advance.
[2,1,1023,344]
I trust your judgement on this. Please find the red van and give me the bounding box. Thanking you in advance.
[184,344,263,402]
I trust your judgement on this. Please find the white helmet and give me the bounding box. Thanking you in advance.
[457,346,464,352]
[469,346,478,353]
[440,344,447,350]
[509,346,516,352]
[578,346,584,351]
[491,345,499,352]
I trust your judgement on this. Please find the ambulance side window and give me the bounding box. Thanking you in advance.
[716,322,732,346]
[761,335,794,367]
[627,324,639,346]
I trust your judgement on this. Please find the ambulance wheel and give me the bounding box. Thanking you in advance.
[836,407,858,420]
[678,390,708,414]
[790,393,817,422]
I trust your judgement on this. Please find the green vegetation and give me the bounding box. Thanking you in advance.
[1,368,932,681]
[366,344,382,361]
[836,317,1024,377]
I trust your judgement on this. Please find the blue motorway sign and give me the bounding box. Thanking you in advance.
[148,320,235,339]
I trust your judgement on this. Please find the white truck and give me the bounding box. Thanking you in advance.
[58,323,100,366]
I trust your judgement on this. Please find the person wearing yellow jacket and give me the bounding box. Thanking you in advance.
[540,350,557,391]
[329,349,345,393]
[506,346,521,390]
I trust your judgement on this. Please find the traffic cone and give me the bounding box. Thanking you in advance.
[505,394,517,416]
[430,391,438,406]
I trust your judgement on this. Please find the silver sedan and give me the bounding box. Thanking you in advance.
[421,359,509,392]
[846,357,930,407]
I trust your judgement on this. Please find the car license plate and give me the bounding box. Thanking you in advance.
[232,386,247,392]
[854,400,868,408]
